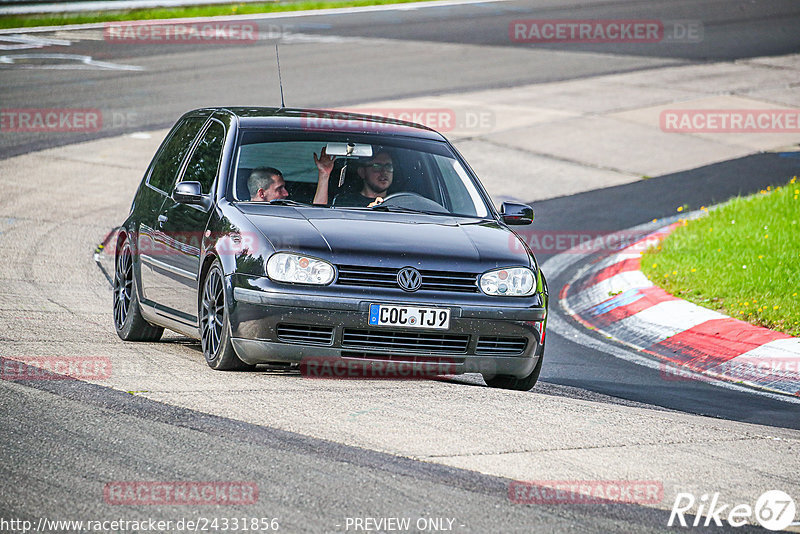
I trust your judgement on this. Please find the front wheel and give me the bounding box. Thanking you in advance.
[200,260,254,371]
[113,239,163,342]
[483,349,543,391]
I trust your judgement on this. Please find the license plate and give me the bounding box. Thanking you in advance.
[368,304,450,330]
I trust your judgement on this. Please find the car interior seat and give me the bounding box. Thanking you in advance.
[328,160,363,203]
[236,168,253,200]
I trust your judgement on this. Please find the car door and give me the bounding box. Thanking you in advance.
[138,116,207,308]
[149,118,227,323]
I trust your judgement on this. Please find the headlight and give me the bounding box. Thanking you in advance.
[479,267,535,296]
[266,253,335,285]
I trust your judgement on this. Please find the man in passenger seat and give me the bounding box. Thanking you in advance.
[248,167,289,202]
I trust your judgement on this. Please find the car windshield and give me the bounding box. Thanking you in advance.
[232,131,491,218]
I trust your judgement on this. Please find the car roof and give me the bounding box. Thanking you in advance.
[185,107,449,141]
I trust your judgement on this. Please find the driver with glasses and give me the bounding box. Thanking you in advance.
[312,148,394,207]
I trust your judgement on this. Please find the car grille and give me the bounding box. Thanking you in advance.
[475,336,528,355]
[336,265,478,293]
[342,328,469,354]
[276,324,334,345]
[341,352,465,364]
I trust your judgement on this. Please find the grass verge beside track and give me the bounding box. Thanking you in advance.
[641,177,800,337]
[0,0,427,30]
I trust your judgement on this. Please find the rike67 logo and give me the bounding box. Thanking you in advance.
[668,490,796,530]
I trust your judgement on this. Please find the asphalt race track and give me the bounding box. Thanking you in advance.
[1,0,800,532]
[3,0,800,158]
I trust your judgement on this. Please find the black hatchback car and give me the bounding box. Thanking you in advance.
[113,107,548,390]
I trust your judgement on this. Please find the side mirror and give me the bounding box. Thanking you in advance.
[501,202,534,225]
[172,181,210,209]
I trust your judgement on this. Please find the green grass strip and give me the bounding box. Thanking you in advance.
[641,177,800,337]
[0,0,428,30]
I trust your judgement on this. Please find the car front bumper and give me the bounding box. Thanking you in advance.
[227,276,547,379]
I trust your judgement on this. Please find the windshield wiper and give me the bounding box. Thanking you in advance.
[370,204,416,212]
[370,204,448,216]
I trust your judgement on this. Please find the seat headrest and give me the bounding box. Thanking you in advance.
[236,168,253,200]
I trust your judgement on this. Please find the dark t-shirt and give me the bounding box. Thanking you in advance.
[332,192,377,207]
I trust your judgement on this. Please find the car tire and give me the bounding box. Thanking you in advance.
[200,260,254,371]
[113,239,164,342]
[483,348,544,391]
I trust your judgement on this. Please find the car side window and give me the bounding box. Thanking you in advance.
[182,120,226,194]
[148,117,206,193]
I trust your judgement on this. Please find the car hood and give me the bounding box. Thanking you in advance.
[238,206,532,271]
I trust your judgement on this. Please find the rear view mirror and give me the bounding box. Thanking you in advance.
[325,142,372,157]
[501,202,534,225]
